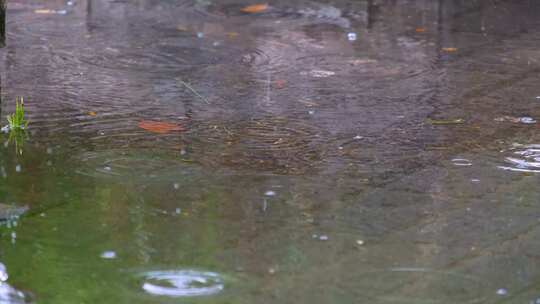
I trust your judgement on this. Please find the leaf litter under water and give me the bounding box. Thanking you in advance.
[138,121,185,134]
[240,3,268,13]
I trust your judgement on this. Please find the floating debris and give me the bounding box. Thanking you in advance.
[495,116,537,124]
[356,240,365,245]
[519,117,537,124]
[415,27,426,33]
[354,135,363,140]
[308,110,315,115]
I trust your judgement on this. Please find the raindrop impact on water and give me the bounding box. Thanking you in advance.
[140,270,224,297]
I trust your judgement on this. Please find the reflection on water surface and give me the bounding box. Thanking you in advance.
[0,0,539,303]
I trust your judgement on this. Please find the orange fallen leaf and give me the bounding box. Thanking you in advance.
[442,47,458,52]
[415,27,426,33]
[88,111,97,116]
[138,120,185,134]
[240,3,268,13]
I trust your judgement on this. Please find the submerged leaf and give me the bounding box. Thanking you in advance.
[240,3,268,13]
[415,27,426,33]
[88,111,97,116]
[138,120,185,134]
[273,79,287,89]
[442,47,458,52]
[34,9,55,14]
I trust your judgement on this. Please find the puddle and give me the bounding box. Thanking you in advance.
[0,0,540,303]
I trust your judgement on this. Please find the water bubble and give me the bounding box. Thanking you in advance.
[319,235,329,241]
[100,251,117,259]
[173,183,180,190]
[496,288,508,296]
[67,1,74,5]
[308,110,315,115]
[175,208,181,215]
[451,158,472,166]
[354,135,363,140]
[347,32,357,41]
[15,165,21,173]
[264,190,276,197]
[141,270,224,297]
[56,9,68,15]
[196,32,204,38]
[304,70,336,78]
[103,166,111,171]
[356,240,364,245]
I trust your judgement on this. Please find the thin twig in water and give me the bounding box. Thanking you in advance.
[178,79,210,104]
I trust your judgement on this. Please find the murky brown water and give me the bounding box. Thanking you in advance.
[0,0,539,303]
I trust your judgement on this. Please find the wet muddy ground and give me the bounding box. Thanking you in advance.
[0,0,539,303]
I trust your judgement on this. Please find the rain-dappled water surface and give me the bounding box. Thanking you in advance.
[0,0,539,303]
